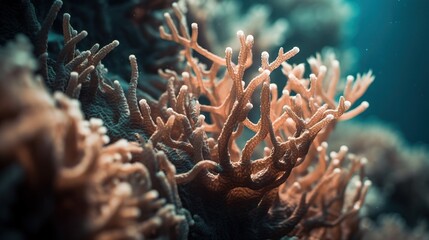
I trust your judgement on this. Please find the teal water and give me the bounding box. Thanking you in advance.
[352,0,429,146]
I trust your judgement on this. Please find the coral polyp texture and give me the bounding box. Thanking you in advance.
[0,0,374,239]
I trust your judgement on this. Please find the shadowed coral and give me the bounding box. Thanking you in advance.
[0,35,189,240]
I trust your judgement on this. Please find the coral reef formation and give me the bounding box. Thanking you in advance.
[186,0,358,71]
[329,121,429,239]
[0,0,376,239]
[361,214,429,240]
[0,35,189,239]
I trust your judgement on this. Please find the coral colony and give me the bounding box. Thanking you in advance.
[0,0,375,239]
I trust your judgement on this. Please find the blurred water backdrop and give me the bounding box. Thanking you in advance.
[352,0,429,146]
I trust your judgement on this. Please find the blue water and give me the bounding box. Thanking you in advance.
[352,0,429,146]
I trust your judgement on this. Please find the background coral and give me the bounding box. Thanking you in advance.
[329,121,429,237]
[186,0,358,72]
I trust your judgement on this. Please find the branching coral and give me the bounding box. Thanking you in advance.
[329,120,429,237]
[154,4,373,238]
[186,0,358,72]
[0,34,189,239]
[0,0,375,239]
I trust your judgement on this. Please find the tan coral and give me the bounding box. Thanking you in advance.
[0,33,190,239]
[153,3,373,238]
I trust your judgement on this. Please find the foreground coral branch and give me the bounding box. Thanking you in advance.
[155,3,373,238]
[0,35,189,240]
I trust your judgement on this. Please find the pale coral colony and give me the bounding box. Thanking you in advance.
[0,0,378,239]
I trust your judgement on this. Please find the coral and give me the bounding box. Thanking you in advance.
[186,0,289,56]
[329,121,429,232]
[0,0,183,100]
[0,35,189,239]
[186,0,358,71]
[361,214,429,240]
[0,0,376,239]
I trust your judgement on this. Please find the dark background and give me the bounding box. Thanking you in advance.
[352,0,429,146]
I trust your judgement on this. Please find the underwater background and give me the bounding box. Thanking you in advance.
[352,0,429,146]
[1,0,429,239]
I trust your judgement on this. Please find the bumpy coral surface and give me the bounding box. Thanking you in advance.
[0,0,375,239]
